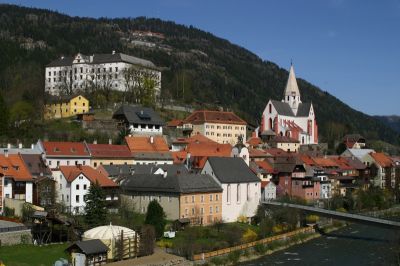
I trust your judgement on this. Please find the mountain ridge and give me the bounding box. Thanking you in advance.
[0,4,399,147]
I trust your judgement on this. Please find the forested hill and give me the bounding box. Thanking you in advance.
[0,4,399,146]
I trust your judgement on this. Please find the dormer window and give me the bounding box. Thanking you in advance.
[54,147,60,152]
[71,148,76,153]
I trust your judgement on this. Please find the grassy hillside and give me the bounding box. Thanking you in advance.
[0,4,399,148]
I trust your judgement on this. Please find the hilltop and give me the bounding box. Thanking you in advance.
[0,4,399,148]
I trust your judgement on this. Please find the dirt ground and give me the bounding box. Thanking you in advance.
[106,247,193,266]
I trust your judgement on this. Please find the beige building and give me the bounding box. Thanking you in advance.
[269,135,300,152]
[184,110,247,145]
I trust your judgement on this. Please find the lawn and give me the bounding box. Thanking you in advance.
[0,243,70,266]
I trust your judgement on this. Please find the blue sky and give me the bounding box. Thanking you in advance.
[2,0,400,115]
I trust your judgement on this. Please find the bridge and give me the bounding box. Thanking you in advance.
[262,201,400,229]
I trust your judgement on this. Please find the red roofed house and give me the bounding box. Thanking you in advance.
[247,132,263,148]
[125,135,173,165]
[184,110,247,145]
[370,152,395,189]
[0,152,34,212]
[269,135,300,153]
[54,165,118,213]
[38,140,91,170]
[86,142,133,168]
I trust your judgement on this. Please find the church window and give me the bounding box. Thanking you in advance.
[269,104,272,113]
[280,131,283,136]
[269,118,273,130]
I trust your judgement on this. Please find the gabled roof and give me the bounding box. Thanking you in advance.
[206,157,260,183]
[370,152,393,168]
[66,239,108,255]
[184,110,247,125]
[0,154,33,181]
[100,164,188,177]
[20,154,52,177]
[43,141,90,157]
[59,166,118,187]
[342,148,375,160]
[125,136,169,153]
[253,160,275,174]
[121,173,222,194]
[270,100,295,116]
[247,135,263,146]
[113,105,165,126]
[86,144,132,158]
[167,119,184,127]
[296,103,312,117]
[46,56,74,67]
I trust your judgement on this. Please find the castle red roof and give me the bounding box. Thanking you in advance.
[43,141,90,157]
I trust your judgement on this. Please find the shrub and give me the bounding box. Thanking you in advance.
[237,215,248,223]
[210,256,227,266]
[306,215,319,224]
[227,250,241,264]
[254,243,267,255]
[242,228,258,243]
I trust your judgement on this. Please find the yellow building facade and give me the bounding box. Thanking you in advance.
[44,95,89,119]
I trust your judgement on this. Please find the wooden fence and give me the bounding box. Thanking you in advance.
[192,226,315,261]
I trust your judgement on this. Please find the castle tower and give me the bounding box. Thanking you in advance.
[283,64,302,115]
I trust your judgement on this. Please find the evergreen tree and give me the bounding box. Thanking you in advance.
[84,181,107,228]
[0,93,9,136]
[145,200,166,238]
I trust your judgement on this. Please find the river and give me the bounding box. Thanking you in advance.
[239,223,399,266]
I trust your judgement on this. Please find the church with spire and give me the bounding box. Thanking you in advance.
[260,64,318,144]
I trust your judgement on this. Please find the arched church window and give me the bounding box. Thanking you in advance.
[269,104,272,113]
[302,136,305,144]
[280,131,283,136]
[269,118,273,130]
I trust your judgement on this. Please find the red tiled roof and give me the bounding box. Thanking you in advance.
[298,154,315,166]
[370,152,393,168]
[0,154,33,181]
[265,148,290,157]
[125,136,169,153]
[249,148,268,158]
[87,144,132,158]
[59,165,118,187]
[43,141,89,157]
[255,160,275,174]
[186,141,231,157]
[328,156,355,171]
[184,110,247,125]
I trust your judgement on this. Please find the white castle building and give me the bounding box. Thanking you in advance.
[45,51,161,97]
[261,64,318,144]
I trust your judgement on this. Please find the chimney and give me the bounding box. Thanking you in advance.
[93,139,97,144]
[186,152,191,169]
[4,149,8,157]
[150,136,154,144]
[163,171,167,178]
[112,50,116,55]
[108,138,112,145]
[78,164,82,170]
[7,143,11,149]
[18,143,23,149]
[31,144,34,150]
[61,56,64,60]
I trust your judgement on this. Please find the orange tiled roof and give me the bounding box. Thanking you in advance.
[186,141,231,157]
[184,110,247,125]
[87,144,132,158]
[249,148,268,157]
[43,141,89,157]
[328,156,355,171]
[0,154,33,181]
[299,154,315,166]
[370,152,393,168]
[312,157,339,168]
[59,165,118,187]
[247,136,263,146]
[125,136,169,153]
[171,151,187,164]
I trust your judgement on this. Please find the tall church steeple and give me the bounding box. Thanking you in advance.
[283,63,301,115]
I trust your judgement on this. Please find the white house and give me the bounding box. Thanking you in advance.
[37,141,91,170]
[202,157,261,223]
[45,52,161,97]
[261,181,276,201]
[55,165,118,214]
